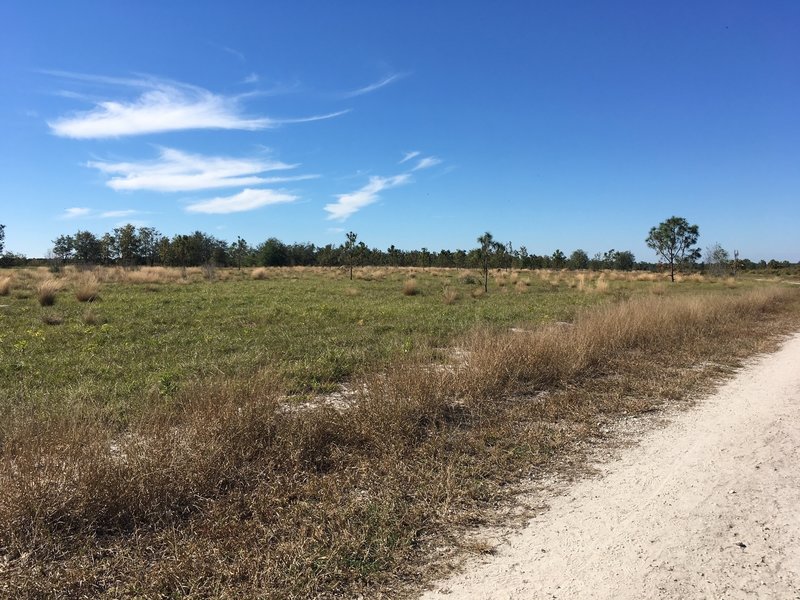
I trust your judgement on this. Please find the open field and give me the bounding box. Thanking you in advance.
[1,266,799,597]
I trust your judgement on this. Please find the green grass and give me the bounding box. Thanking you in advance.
[0,268,602,419]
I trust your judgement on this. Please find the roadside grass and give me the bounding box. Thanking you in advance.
[0,266,798,597]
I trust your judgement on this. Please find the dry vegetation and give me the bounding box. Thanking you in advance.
[0,266,798,597]
[35,278,61,306]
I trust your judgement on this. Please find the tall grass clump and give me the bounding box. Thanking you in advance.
[0,276,11,296]
[402,279,419,296]
[36,279,61,306]
[251,267,269,280]
[443,287,459,305]
[75,272,100,302]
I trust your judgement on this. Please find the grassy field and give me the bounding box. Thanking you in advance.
[1,266,798,598]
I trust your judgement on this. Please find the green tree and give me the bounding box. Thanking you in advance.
[568,249,589,270]
[613,250,636,271]
[233,236,250,269]
[114,224,140,267]
[73,230,102,264]
[645,216,700,282]
[344,231,358,280]
[138,227,162,266]
[259,237,288,267]
[0,224,4,255]
[52,234,75,262]
[551,249,566,269]
[476,232,496,292]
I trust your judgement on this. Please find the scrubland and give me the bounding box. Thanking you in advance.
[0,265,798,598]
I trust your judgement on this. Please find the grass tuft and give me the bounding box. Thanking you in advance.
[41,311,64,326]
[402,279,419,296]
[443,287,460,305]
[0,276,11,296]
[36,278,61,306]
[75,273,100,302]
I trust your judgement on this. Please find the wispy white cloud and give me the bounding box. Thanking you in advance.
[399,150,420,164]
[412,156,442,171]
[88,147,308,192]
[60,207,91,219]
[325,174,411,221]
[341,73,406,98]
[47,73,348,138]
[216,44,246,62]
[186,188,298,214]
[100,209,138,218]
[242,72,260,84]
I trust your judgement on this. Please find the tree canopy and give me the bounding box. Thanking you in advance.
[645,216,700,282]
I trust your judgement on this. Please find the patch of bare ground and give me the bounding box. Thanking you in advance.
[1,288,799,598]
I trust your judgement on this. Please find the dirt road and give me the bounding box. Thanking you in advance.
[422,333,800,599]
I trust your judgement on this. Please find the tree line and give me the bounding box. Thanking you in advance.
[43,225,644,271]
[0,220,795,273]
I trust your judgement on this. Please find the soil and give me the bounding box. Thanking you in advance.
[421,332,800,599]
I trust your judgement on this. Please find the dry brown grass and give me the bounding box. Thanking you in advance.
[443,287,460,305]
[1,287,797,597]
[251,267,269,280]
[74,272,100,302]
[36,278,61,306]
[0,276,11,296]
[402,279,419,296]
[471,287,486,299]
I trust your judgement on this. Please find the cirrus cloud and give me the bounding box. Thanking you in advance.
[324,174,411,221]
[47,74,348,139]
[185,188,298,214]
[88,147,317,192]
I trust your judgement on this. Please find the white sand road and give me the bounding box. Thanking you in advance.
[422,332,800,599]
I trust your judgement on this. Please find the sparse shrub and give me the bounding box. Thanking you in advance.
[75,273,100,302]
[443,287,459,305]
[402,279,419,296]
[515,280,528,293]
[471,287,485,298]
[252,267,269,280]
[0,276,11,296]
[36,279,60,306]
[724,277,737,289]
[594,277,610,294]
[459,273,479,285]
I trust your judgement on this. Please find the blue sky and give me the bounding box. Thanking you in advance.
[1,1,798,261]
